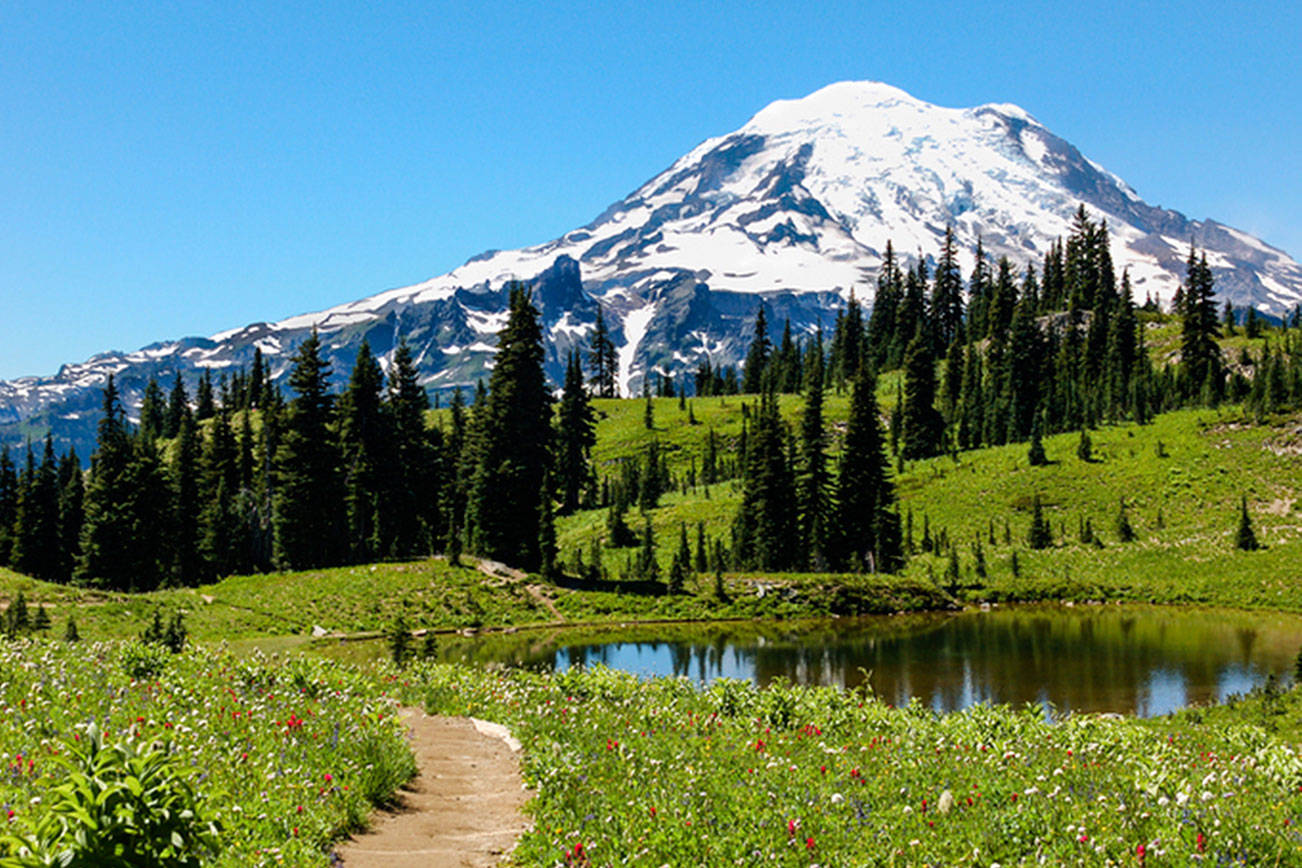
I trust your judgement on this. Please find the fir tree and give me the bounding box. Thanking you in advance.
[900,330,943,459]
[930,226,965,348]
[1234,496,1260,551]
[388,340,437,558]
[170,414,203,585]
[165,373,191,439]
[731,391,797,570]
[836,371,904,572]
[272,330,344,570]
[138,378,166,442]
[78,376,149,589]
[466,286,553,570]
[587,304,618,398]
[797,346,833,570]
[195,370,216,421]
[1027,495,1052,550]
[741,303,772,393]
[64,615,79,642]
[0,448,16,565]
[56,450,83,581]
[636,516,658,581]
[12,438,61,581]
[1115,498,1136,543]
[1179,247,1223,402]
[338,340,388,563]
[556,352,596,514]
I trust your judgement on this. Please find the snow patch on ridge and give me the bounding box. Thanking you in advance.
[617,303,657,397]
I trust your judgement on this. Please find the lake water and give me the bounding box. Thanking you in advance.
[409,604,1302,717]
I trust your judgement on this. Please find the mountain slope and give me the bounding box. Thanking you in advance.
[4,81,1300,453]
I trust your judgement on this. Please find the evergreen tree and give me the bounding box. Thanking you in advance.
[835,371,903,572]
[338,341,388,563]
[556,351,596,514]
[12,438,61,581]
[466,286,553,570]
[1027,495,1052,549]
[732,391,797,570]
[169,414,203,585]
[1115,498,1136,543]
[1234,496,1260,551]
[138,378,166,442]
[587,305,618,398]
[867,242,901,370]
[56,450,83,582]
[538,472,558,580]
[195,370,216,421]
[741,303,772,393]
[900,330,943,459]
[930,226,965,348]
[0,448,15,566]
[796,347,833,570]
[165,373,190,439]
[77,376,143,588]
[1179,247,1223,402]
[272,330,344,570]
[1027,414,1047,466]
[636,516,658,581]
[388,340,438,558]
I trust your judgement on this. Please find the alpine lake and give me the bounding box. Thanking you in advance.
[319,603,1302,717]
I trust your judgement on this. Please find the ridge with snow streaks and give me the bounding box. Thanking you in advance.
[4,81,1300,455]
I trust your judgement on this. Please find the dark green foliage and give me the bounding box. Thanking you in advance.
[12,438,62,581]
[64,615,79,642]
[587,304,618,398]
[1027,416,1047,466]
[272,330,344,570]
[1116,498,1136,543]
[900,331,943,460]
[78,376,169,591]
[4,590,29,636]
[797,345,833,570]
[605,494,636,548]
[1027,495,1053,550]
[1076,428,1093,462]
[467,287,552,571]
[388,340,440,559]
[732,392,797,570]
[31,604,50,632]
[170,415,203,585]
[388,610,412,668]
[1179,247,1224,402]
[1234,496,1260,551]
[195,370,216,421]
[538,473,558,581]
[338,340,387,564]
[636,516,658,581]
[164,373,190,440]
[835,371,903,573]
[742,303,772,394]
[930,226,965,348]
[556,352,596,514]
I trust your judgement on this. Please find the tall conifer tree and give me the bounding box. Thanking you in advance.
[272,330,343,570]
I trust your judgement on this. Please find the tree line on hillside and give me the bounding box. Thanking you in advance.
[1,206,1296,589]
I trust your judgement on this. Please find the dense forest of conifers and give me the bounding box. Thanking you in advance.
[4,207,1302,591]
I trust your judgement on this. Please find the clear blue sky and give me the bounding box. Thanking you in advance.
[2,0,1299,379]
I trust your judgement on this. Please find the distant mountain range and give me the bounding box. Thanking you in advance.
[4,80,1301,455]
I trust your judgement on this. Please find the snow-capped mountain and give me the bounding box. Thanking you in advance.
[4,80,1301,454]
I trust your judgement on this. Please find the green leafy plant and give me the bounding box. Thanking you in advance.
[1,723,219,867]
[119,640,171,680]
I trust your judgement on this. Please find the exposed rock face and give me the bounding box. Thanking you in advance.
[4,81,1300,455]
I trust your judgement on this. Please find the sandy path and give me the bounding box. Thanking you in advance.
[334,710,530,867]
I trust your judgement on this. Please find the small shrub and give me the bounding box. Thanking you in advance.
[120,640,172,680]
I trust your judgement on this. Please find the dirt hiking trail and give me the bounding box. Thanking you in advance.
[335,709,530,867]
